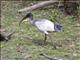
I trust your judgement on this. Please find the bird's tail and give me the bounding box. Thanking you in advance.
[54,22,64,32]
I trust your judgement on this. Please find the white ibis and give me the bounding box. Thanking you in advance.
[19,13,63,43]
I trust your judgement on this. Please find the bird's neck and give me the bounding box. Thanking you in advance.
[28,16,34,24]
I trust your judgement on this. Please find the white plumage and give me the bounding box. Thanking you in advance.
[34,19,55,34]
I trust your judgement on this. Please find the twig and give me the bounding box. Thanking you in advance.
[40,53,63,60]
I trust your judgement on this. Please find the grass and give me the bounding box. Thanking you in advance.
[1,1,80,60]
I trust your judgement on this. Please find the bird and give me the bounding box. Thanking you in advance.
[19,12,63,44]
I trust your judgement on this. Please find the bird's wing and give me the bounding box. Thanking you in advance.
[34,19,55,32]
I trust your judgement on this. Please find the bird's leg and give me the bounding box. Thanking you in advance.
[44,34,47,44]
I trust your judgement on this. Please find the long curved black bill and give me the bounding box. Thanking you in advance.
[19,15,28,26]
[19,19,24,26]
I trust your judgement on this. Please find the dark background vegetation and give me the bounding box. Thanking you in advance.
[1,0,80,60]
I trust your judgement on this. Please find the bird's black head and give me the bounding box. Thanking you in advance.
[19,12,33,26]
[25,13,33,18]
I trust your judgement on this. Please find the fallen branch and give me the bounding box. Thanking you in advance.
[18,0,58,13]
